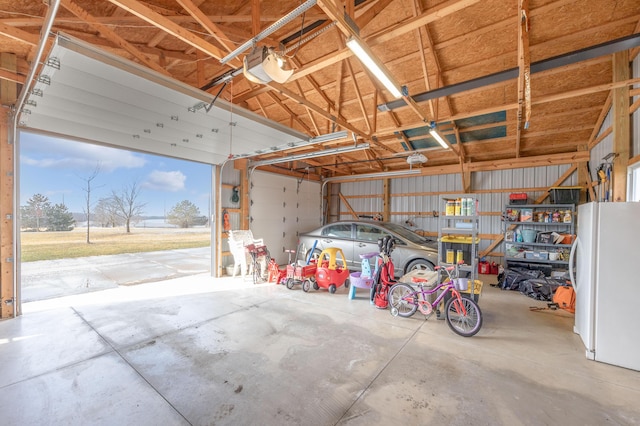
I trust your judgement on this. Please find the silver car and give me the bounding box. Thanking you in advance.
[298,221,438,277]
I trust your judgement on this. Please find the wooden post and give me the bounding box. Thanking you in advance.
[0,52,16,317]
[213,164,221,277]
[0,108,14,318]
[612,50,630,202]
[577,145,589,203]
[0,53,17,104]
[383,178,391,221]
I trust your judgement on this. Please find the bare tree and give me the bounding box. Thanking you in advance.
[112,180,146,233]
[79,164,103,243]
[94,197,120,227]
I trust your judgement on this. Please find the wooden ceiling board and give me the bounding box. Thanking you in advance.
[2,0,638,177]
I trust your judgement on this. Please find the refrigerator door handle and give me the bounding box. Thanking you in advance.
[568,237,578,291]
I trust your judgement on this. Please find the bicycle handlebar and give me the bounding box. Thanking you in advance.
[434,264,458,272]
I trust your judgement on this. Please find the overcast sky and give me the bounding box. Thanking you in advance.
[19,132,212,217]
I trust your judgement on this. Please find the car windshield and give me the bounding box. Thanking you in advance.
[383,222,432,245]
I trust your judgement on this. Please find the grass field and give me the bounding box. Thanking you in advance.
[21,227,211,262]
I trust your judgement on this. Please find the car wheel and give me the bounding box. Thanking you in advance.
[405,259,435,273]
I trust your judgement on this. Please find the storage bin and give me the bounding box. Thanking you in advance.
[453,278,469,291]
[446,280,483,303]
[521,229,538,242]
[550,187,580,204]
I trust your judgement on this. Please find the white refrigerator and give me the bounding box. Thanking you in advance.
[570,202,640,371]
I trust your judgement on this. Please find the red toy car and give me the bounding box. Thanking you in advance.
[307,247,350,294]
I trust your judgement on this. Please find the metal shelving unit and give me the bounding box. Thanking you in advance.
[502,203,575,271]
[438,195,479,284]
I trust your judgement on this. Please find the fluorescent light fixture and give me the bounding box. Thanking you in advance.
[324,169,421,182]
[250,143,369,167]
[429,122,449,149]
[232,131,349,159]
[308,130,348,143]
[429,128,448,149]
[346,37,402,99]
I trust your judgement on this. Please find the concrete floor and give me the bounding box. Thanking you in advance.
[1,273,639,425]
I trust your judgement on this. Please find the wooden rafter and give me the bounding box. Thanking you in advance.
[0,68,24,84]
[515,0,531,158]
[176,0,237,54]
[373,77,640,140]
[267,91,313,134]
[268,81,370,137]
[0,21,39,46]
[294,80,321,135]
[61,0,170,76]
[345,57,372,134]
[106,0,230,63]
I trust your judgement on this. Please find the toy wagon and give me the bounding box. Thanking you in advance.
[285,262,317,290]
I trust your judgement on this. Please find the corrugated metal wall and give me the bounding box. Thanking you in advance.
[339,163,577,264]
[219,163,241,269]
[590,109,613,191]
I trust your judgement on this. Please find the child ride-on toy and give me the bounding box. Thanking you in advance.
[285,262,317,290]
[308,247,350,294]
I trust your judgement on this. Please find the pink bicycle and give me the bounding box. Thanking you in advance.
[387,263,483,337]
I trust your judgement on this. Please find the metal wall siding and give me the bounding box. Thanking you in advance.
[332,160,590,262]
[221,163,240,185]
[591,109,613,181]
[340,180,377,218]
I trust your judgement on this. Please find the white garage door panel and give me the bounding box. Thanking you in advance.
[251,171,321,264]
[20,33,309,164]
[26,115,219,164]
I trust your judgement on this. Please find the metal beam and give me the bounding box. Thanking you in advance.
[378,33,640,112]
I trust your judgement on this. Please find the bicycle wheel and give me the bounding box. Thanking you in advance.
[444,295,482,337]
[388,283,418,318]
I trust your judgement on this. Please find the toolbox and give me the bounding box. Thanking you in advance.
[509,193,528,204]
